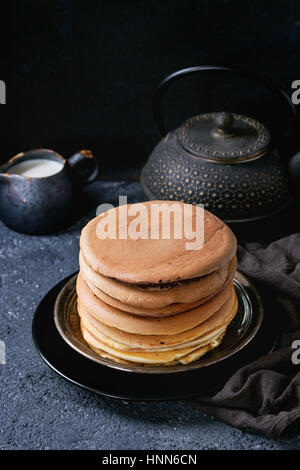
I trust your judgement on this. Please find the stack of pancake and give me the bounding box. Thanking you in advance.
[77,201,238,367]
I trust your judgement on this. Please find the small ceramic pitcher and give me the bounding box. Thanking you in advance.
[0,148,98,234]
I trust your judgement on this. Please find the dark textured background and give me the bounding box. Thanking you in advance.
[2,0,300,178]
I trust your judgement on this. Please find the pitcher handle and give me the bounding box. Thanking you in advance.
[67,150,99,185]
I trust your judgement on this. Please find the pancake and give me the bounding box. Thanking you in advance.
[81,312,226,352]
[85,334,224,365]
[80,201,237,284]
[76,272,234,335]
[78,286,238,348]
[81,314,226,352]
[179,333,225,365]
[79,252,237,310]
[81,324,226,365]
[83,277,208,316]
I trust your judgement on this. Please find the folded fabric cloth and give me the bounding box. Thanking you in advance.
[189,233,300,439]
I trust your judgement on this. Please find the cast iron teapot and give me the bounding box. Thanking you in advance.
[141,66,297,222]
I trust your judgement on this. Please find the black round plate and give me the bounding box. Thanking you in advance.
[32,274,278,401]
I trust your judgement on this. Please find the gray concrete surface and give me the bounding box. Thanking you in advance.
[0,181,299,450]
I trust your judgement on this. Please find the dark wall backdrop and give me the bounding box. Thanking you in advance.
[2,0,300,177]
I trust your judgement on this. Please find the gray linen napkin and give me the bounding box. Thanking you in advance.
[190,233,300,438]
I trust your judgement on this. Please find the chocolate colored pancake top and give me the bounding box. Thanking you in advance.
[80,201,237,284]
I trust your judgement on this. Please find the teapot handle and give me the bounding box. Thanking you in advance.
[153,65,297,137]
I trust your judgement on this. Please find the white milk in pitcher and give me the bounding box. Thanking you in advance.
[7,159,64,178]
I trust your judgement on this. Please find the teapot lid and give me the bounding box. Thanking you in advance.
[178,112,270,163]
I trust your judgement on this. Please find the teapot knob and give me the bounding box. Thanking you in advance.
[214,112,234,136]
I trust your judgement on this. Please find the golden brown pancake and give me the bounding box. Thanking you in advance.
[76,272,234,335]
[81,312,227,352]
[83,329,225,366]
[78,286,238,348]
[79,252,237,311]
[80,201,237,284]
[81,325,226,365]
